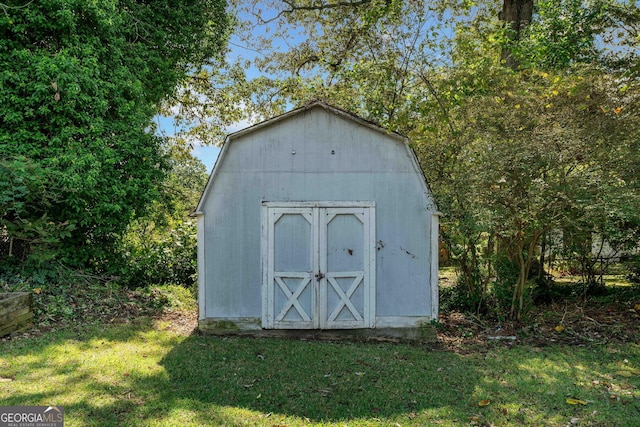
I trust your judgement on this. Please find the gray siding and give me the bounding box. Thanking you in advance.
[199,106,437,325]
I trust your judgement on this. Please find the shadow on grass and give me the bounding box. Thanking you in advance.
[156,335,475,423]
[1,320,639,426]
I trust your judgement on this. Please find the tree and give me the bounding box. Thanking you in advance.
[499,0,533,68]
[0,0,229,267]
[119,142,209,288]
[462,67,639,316]
[187,0,640,318]
[433,0,640,317]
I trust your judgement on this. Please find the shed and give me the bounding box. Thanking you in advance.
[194,101,439,339]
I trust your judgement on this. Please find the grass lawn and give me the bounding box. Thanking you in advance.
[1,317,639,426]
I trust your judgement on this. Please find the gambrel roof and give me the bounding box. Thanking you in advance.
[195,100,436,214]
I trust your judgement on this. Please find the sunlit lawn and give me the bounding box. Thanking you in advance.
[1,319,639,426]
[439,265,635,289]
[553,274,633,288]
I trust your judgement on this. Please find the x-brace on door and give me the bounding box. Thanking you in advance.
[262,202,375,329]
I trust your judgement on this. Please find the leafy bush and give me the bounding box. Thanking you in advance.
[439,280,479,313]
[0,0,228,267]
[0,261,195,327]
[489,255,524,319]
[623,255,640,285]
[112,148,207,290]
[118,219,198,289]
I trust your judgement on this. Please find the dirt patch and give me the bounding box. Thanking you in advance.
[152,309,198,335]
[436,301,640,353]
[150,300,640,351]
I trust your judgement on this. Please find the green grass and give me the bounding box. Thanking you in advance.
[553,274,633,288]
[1,320,639,426]
[438,266,458,287]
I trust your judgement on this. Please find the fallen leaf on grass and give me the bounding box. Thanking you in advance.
[478,399,491,407]
[316,389,331,396]
[555,325,565,333]
[634,303,640,311]
[566,398,587,405]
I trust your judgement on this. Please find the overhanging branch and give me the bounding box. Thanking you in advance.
[257,0,377,24]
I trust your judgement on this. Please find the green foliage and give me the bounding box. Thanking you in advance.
[425,2,640,317]
[1,262,123,325]
[0,261,194,327]
[623,255,640,285]
[0,0,229,267]
[516,0,603,69]
[117,147,208,289]
[492,255,525,317]
[148,284,197,311]
[439,275,482,313]
[0,156,76,262]
[119,219,198,289]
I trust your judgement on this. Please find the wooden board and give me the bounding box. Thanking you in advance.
[0,292,33,337]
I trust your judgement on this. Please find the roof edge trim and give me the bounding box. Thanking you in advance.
[226,100,407,142]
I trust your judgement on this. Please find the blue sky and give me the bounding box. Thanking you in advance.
[190,115,257,172]
[193,145,222,172]
[155,115,221,173]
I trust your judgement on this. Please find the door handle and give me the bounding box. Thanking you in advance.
[315,271,325,281]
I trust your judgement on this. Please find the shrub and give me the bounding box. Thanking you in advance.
[118,218,198,290]
[623,255,640,285]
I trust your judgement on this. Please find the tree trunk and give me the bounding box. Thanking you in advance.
[538,230,546,281]
[486,232,495,280]
[509,228,546,319]
[499,0,534,68]
[510,239,527,320]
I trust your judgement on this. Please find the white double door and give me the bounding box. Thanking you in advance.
[262,202,375,329]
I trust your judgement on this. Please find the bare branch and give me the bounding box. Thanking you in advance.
[282,0,375,12]
[0,0,35,18]
[257,0,376,24]
[418,72,457,137]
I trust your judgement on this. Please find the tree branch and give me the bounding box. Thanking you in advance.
[418,73,457,137]
[257,0,376,24]
[282,0,375,12]
[0,0,35,17]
